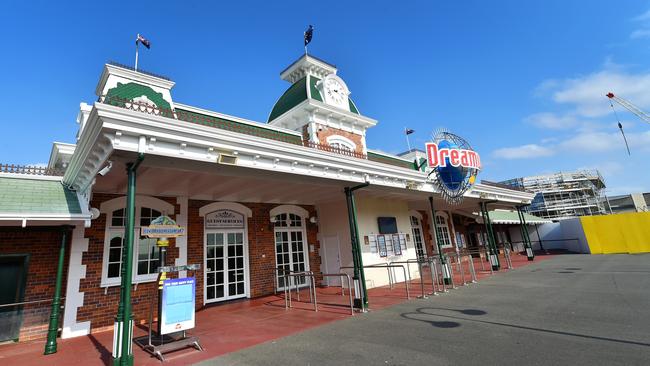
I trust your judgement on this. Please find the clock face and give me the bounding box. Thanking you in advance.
[324,78,347,107]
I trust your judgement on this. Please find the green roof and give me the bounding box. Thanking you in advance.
[367,151,417,170]
[487,210,550,224]
[0,177,82,215]
[268,77,308,122]
[106,82,171,110]
[176,108,302,145]
[268,75,360,122]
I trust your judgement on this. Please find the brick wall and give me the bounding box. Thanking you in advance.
[315,124,365,155]
[188,200,320,305]
[77,193,180,332]
[76,195,320,334]
[0,227,70,341]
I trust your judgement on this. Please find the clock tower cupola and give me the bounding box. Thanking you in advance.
[268,54,377,156]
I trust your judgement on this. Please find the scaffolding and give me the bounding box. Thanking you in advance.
[500,170,607,220]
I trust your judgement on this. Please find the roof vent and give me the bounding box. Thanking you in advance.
[218,154,238,165]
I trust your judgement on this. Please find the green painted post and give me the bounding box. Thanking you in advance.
[518,206,535,261]
[344,183,369,311]
[481,202,500,270]
[429,197,451,284]
[114,155,143,366]
[44,226,71,355]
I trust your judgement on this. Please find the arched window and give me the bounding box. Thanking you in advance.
[100,196,173,287]
[326,135,356,152]
[435,213,452,248]
[271,205,309,290]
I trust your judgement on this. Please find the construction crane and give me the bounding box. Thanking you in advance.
[606,92,650,124]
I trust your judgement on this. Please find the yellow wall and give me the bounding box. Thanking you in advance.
[580,212,650,254]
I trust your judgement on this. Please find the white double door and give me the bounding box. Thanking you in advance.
[204,230,248,303]
[275,228,309,290]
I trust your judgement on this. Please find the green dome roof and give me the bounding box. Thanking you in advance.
[268,75,360,122]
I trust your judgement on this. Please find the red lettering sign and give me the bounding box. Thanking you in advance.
[426,143,481,170]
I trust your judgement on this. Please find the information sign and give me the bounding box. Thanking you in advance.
[160,277,196,335]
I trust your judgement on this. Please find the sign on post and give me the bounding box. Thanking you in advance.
[160,277,196,335]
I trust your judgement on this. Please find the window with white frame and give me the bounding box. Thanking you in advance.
[435,214,452,248]
[102,203,167,286]
[326,135,356,152]
[410,216,426,259]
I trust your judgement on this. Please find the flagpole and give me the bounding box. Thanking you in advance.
[405,127,412,152]
[135,34,140,71]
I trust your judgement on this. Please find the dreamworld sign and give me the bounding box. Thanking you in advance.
[426,131,481,204]
[425,142,481,170]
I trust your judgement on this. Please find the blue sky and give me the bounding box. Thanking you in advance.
[1,1,650,195]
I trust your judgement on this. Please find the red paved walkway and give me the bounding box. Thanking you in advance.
[0,252,552,366]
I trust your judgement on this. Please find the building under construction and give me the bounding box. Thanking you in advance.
[500,170,607,220]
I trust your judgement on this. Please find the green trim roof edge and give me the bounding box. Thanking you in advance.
[175,108,302,145]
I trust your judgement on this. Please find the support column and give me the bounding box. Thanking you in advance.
[480,202,500,270]
[113,155,144,366]
[429,197,451,284]
[44,226,72,355]
[344,183,369,311]
[517,206,535,261]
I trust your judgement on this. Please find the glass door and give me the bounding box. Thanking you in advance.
[205,230,246,303]
[274,213,309,290]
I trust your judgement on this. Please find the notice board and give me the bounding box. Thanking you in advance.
[161,277,196,335]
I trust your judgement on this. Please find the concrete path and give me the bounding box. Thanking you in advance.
[197,254,650,366]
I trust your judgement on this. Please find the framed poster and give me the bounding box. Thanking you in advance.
[377,235,387,257]
[392,234,402,256]
[160,277,196,335]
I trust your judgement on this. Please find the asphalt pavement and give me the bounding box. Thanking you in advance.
[197,254,650,366]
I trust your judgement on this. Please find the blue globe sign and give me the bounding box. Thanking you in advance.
[426,131,481,204]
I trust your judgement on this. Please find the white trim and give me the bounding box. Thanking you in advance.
[99,195,175,287]
[198,201,252,217]
[408,210,423,221]
[99,195,174,215]
[0,173,63,181]
[270,204,309,219]
[61,225,91,339]
[435,213,453,249]
[326,135,357,150]
[273,213,310,291]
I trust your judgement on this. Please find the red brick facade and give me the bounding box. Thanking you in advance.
[314,124,365,155]
[0,227,69,341]
[73,194,320,335]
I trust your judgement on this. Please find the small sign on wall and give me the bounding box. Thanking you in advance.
[205,210,245,229]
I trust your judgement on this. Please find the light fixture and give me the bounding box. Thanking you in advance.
[269,216,278,224]
[309,216,318,224]
[97,161,113,176]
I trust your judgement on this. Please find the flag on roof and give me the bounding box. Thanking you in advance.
[136,34,151,49]
[304,25,313,46]
[405,128,415,135]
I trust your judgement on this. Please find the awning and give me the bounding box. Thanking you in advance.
[0,175,91,227]
[484,210,551,225]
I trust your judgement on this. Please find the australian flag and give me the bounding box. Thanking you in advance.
[304,25,313,46]
[136,34,151,49]
[405,128,415,135]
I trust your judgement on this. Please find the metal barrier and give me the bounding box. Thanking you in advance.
[389,259,429,299]
[280,270,318,312]
[502,246,513,269]
[320,273,354,315]
[340,264,410,299]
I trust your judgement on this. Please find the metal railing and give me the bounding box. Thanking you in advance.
[340,264,410,299]
[302,140,367,159]
[100,95,375,161]
[320,273,354,315]
[279,269,318,312]
[0,164,64,176]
